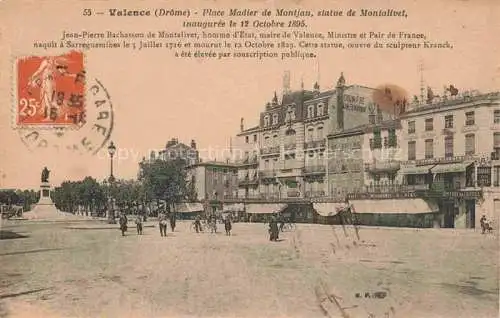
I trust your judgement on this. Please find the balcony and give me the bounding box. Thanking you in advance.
[286,190,301,197]
[402,155,475,166]
[238,175,259,186]
[304,139,326,150]
[303,165,326,174]
[237,156,258,166]
[278,160,303,170]
[364,161,401,172]
[261,146,280,156]
[259,170,276,179]
[305,191,326,198]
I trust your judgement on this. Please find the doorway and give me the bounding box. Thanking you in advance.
[465,200,475,228]
[442,201,455,228]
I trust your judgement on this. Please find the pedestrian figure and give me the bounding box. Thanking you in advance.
[194,215,203,233]
[210,214,217,233]
[170,211,177,232]
[135,215,143,235]
[224,215,232,236]
[269,216,279,241]
[159,212,168,237]
[119,213,128,236]
[278,213,285,232]
[480,215,493,234]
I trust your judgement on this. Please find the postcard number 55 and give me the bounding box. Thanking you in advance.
[19,98,39,117]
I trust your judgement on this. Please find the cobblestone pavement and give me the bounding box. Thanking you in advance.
[0,220,498,318]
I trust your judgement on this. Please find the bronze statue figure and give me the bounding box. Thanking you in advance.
[41,167,50,183]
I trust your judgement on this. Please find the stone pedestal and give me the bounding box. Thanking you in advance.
[38,182,54,205]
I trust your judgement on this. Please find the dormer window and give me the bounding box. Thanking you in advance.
[264,115,270,127]
[317,104,324,116]
[307,105,314,118]
[272,113,279,125]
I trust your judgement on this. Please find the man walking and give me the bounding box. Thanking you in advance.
[170,211,177,232]
[135,214,143,235]
[159,211,168,237]
[119,213,128,237]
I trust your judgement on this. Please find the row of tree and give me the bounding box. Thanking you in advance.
[52,158,196,216]
[0,189,39,212]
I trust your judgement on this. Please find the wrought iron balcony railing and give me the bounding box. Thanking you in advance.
[303,165,326,174]
[304,139,326,150]
[261,146,280,156]
[305,191,326,198]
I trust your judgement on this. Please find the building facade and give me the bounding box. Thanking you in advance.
[326,75,395,197]
[233,73,392,201]
[397,91,500,229]
[156,138,200,165]
[186,161,239,202]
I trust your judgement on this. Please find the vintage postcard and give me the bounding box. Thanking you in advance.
[0,0,499,317]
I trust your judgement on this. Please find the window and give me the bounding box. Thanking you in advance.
[408,121,416,134]
[317,104,324,116]
[317,127,324,139]
[408,141,416,160]
[253,134,257,142]
[368,114,376,124]
[477,166,492,187]
[425,139,434,159]
[494,166,500,186]
[245,136,249,143]
[264,115,270,126]
[425,118,434,131]
[373,129,382,149]
[445,136,454,158]
[264,160,269,169]
[465,111,475,126]
[465,134,475,156]
[272,114,278,125]
[444,115,454,128]
[307,127,314,140]
[264,136,270,146]
[307,105,314,118]
[383,137,388,147]
[273,135,278,145]
[494,133,500,158]
[495,110,500,124]
[388,128,397,148]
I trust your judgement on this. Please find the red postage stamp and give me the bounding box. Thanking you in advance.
[15,50,86,127]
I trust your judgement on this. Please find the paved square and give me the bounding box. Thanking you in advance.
[0,220,498,318]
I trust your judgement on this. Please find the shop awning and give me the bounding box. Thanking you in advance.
[174,202,204,213]
[431,162,473,174]
[400,165,435,175]
[223,203,245,212]
[246,203,287,214]
[351,198,439,214]
[313,203,350,217]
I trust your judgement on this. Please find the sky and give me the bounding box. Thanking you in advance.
[0,0,499,189]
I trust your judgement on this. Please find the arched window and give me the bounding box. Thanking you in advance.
[264,115,270,127]
[307,105,314,118]
[272,113,279,125]
[317,104,324,116]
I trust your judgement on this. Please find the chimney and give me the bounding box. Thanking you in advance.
[336,72,346,131]
[240,117,244,132]
[191,139,196,149]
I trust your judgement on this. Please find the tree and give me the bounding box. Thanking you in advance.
[139,158,190,213]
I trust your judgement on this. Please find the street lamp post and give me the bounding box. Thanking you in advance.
[107,141,117,224]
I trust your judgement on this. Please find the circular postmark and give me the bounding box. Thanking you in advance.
[17,77,114,156]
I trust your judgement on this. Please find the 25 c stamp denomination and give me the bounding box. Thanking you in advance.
[13,51,114,156]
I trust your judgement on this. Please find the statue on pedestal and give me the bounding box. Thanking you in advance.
[41,167,50,183]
